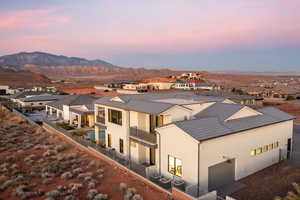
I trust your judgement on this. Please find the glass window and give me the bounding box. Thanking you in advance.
[268,144,274,150]
[274,142,279,148]
[119,139,124,154]
[256,147,262,154]
[168,155,182,177]
[168,156,175,175]
[250,150,256,156]
[175,159,182,176]
[262,145,268,152]
[108,109,122,125]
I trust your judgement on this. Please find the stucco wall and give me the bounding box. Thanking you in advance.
[156,125,199,185]
[199,120,293,192]
[104,106,130,158]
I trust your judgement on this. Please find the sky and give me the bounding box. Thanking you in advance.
[0,0,300,71]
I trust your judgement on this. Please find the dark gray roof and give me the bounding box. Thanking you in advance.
[46,95,96,110]
[195,103,245,121]
[173,107,295,142]
[10,91,53,99]
[22,95,65,102]
[95,92,225,115]
[198,91,256,100]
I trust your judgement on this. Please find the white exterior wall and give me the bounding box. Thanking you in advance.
[162,106,192,123]
[226,107,261,121]
[199,120,293,192]
[63,105,70,121]
[104,106,130,158]
[156,120,293,193]
[156,125,199,185]
[185,102,215,116]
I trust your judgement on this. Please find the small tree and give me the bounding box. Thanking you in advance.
[274,182,300,200]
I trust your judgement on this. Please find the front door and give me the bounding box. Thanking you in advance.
[150,148,155,165]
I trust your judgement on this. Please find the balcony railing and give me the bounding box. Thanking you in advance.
[96,116,105,125]
[130,127,157,148]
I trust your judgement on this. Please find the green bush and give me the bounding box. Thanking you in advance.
[56,122,74,130]
[72,130,86,137]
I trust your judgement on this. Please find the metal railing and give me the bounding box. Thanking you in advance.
[96,116,105,125]
[130,126,157,146]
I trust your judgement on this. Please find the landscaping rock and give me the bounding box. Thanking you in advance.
[132,194,144,200]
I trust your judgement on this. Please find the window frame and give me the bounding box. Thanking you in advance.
[107,134,112,148]
[119,139,124,154]
[108,109,122,125]
[168,155,182,177]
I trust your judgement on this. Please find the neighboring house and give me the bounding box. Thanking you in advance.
[9,91,60,108]
[174,81,219,91]
[0,85,57,95]
[197,90,262,106]
[46,95,97,128]
[94,92,294,197]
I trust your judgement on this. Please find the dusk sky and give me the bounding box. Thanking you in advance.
[0,0,299,71]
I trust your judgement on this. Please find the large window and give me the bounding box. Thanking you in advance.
[168,155,182,177]
[119,139,124,154]
[108,109,122,125]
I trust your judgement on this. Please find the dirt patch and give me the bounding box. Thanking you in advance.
[0,110,170,200]
[232,162,300,200]
[272,101,300,123]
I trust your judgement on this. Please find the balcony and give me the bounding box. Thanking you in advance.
[130,127,157,148]
[95,116,106,128]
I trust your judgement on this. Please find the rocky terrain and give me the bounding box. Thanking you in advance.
[0,66,51,86]
[0,109,169,200]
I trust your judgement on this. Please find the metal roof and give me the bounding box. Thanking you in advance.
[22,95,65,102]
[195,103,245,121]
[46,95,96,110]
[10,91,54,99]
[95,92,226,115]
[173,106,295,142]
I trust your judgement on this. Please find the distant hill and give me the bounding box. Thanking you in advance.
[0,52,118,68]
[0,65,51,86]
[0,52,186,81]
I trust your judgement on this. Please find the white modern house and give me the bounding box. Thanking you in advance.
[173,81,220,91]
[9,91,62,109]
[46,95,96,128]
[94,92,294,197]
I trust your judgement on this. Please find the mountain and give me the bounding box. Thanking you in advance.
[0,52,117,68]
[0,65,51,85]
[0,52,185,81]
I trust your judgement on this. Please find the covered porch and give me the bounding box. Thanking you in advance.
[69,107,94,129]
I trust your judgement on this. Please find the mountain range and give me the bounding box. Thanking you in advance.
[0,52,117,68]
[0,52,184,81]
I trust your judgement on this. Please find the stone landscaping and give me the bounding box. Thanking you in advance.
[0,108,170,200]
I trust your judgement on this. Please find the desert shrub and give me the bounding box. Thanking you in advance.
[88,160,101,169]
[56,122,74,130]
[132,194,144,200]
[61,172,73,179]
[42,178,53,185]
[286,95,296,101]
[274,182,300,200]
[71,130,86,137]
[119,183,128,193]
[94,194,108,200]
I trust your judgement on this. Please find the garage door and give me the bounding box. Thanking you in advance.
[208,159,235,191]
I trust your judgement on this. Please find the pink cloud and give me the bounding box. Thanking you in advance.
[0,8,70,31]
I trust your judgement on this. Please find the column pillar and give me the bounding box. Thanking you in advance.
[95,126,100,144]
[77,114,82,128]
[69,112,74,125]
